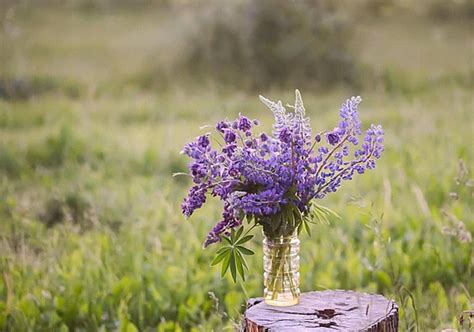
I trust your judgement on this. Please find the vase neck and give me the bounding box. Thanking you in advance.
[263,231,298,245]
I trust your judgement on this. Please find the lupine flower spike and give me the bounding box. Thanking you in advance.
[181,90,384,249]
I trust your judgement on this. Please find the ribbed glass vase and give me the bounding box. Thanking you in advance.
[263,232,300,306]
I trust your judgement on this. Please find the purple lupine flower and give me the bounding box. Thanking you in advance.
[181,90,384,247]
[216,121,230,133]
[339,96,362,136]
[224,129,237,143]
[198,135,210,148]
[181,184,207,218]
[327,132,340,145]
[222,143,237,156]
[238,115,252,132]
[279,128,292,143]
[204,203,240,247]
[318,146,329,154]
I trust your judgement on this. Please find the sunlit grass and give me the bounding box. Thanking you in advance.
[1,84,472,330]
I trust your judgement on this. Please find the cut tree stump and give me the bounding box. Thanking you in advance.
[243,290,398,331]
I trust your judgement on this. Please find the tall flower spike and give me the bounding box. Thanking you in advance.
[259,95,293,137]
[339,96,362,136]
[294,89,305,119]
[293,89,311,143]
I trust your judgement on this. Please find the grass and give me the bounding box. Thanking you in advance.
[1,3,473,331]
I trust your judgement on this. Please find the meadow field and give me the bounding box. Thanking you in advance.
[1,2,473,331]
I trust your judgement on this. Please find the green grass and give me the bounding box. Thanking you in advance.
[1,4,473,331]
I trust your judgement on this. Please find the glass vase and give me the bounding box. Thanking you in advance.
[263,232,300,306]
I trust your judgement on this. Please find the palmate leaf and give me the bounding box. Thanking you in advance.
[234,252,244,281]
[304,219,311,236]
[223,236,232,245]
[215,246,230,255]
[212,226,255,283]
[316,204,341,220]
[236,246,254,255]
[233,226,244,241]
[313,207,329,224]
[297,217,312,236]
[229,252,237,282]
[309,203,341,225]
[211,247,229,266]
[221,252,231,277]
[237,250,249,270]
[298,204,340,236]
[235,235,253,246]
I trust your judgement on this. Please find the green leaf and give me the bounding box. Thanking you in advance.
[229,252,237,283]
[238,210,245,222]
[271,214,282,232]
[304,219,311,236]
[285,207,294,229]
[313,208,329,224]
[318,204,341,217]
[234,252,245,281]
[234,226,244,242]
[297,220,303,235]
[294,207,302,221]
[246,214,254,224]
[306,215,319,224]
[211,248,230,266]
[216,246,230,255]
[314,204,341,222]
[221,253,231,278]
[236,245,254,256]
[223,236,232,245]
[235,234,253,245]
[236,250,249,270]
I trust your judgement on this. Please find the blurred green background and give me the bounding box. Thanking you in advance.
[0,0,473,331]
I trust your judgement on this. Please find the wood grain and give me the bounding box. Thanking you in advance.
[243,290,398,331]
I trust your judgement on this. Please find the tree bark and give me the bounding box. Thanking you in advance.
[243,290,398,331]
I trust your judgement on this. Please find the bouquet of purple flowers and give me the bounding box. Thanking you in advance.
[180,90,384,283]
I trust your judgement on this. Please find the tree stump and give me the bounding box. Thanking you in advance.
[243,290,398,331]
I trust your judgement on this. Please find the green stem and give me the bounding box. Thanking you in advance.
[243,223,257,237]
[268,240,297,300]
[239,279,249,300]
[270,245,286,300]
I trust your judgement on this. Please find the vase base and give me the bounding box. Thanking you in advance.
[264,296,299,307]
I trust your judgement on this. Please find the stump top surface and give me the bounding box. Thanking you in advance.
[244,290,398,331]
